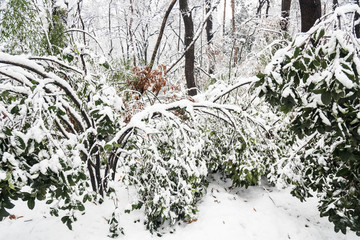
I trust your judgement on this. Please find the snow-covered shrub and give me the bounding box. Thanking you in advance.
[122,109,207,233]
[199,80,290,188]
[0,54,91,228]
[256,5,360,236]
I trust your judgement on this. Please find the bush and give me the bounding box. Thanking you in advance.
[256,5,360,236]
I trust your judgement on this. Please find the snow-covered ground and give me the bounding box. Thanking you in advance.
[1,176,358,240]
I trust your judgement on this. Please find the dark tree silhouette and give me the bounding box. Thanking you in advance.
[179,0,197,96]
[299,0,321,32]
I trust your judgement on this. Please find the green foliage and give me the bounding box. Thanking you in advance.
[0,0,44,54]
[256,16,360,236]
[47,7,68,55]
[123,117,208,233]
[0,0,68,55]
[0,85,89,226]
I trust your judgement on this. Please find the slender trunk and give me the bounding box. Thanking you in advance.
[179,0,197,96]
[280,0,291,31]
[178,11,181,52]
[129,0,136,66]
[205,0,214,75]
[256,0,270,17]
[223,0,226,36]
[265,0,270,17]
[299,0,321,32]
[231,0,238,65]
[149,0,177,69]
[77,0,86,45]
[108,0,113,56]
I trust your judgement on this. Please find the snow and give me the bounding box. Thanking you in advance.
[318,110,332,126]
[0,176,358,240]
[334,65,355,89]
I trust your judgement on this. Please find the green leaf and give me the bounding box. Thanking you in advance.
[4,127,12,136]
[256,73,266,79]
[61,216,69,224]
[27,198,35,210]
[0,207,10,219]
[16,136,26,150]
[317,28,325,40]
[294,47,301,58]
[321,92,331,105]
[336,167,350,177]
[77,202,85,211]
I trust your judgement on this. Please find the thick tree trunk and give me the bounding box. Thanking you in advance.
[355,0,360,38]
[299,0,321,32]
[205,0,214,75]
[179,0,197,96]
[280,0,291,31]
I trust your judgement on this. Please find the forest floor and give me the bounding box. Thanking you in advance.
[0,175,358,240]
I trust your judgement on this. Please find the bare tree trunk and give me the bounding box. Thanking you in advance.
[149,0,177,69]
[280,0,291,31]
[231,0,238,65]
[77,0,86,45]
[265,0,270,17]
[223,0,226,36]
[178,11,181,52]
[257,0,271,17]
[205,0,214,75]
[129,0,136,66]
[179,0,197,96]
[108,0,113,56]
[299,0,321,32]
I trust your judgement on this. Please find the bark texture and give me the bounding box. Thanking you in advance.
[179,0,197,96]
[149,0,177,69]
[205,0,214,75]
[280,0,291,31]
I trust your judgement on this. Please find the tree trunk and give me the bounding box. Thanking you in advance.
[149,0,177,69]
[299,0,321,32]
[108,0,113,56]
[223,0,226,36]
[332,0,338,10]
[205,0,214,75]
[355,0,360,38]
[129,0,136,66]
[179,0,197,96]
[280,0,291,31]
[231,0,238,65]
[257,0,270,17]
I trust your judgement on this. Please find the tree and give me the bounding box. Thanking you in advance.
[231,0,238,65]
[355,0,360,37]
[149,0,177,69]
[299,0,321,32]
[256,0,270,17]
[205,0,215,75]
[179,0,197,96]
[280,0,321,32]
[280,0,291,31]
